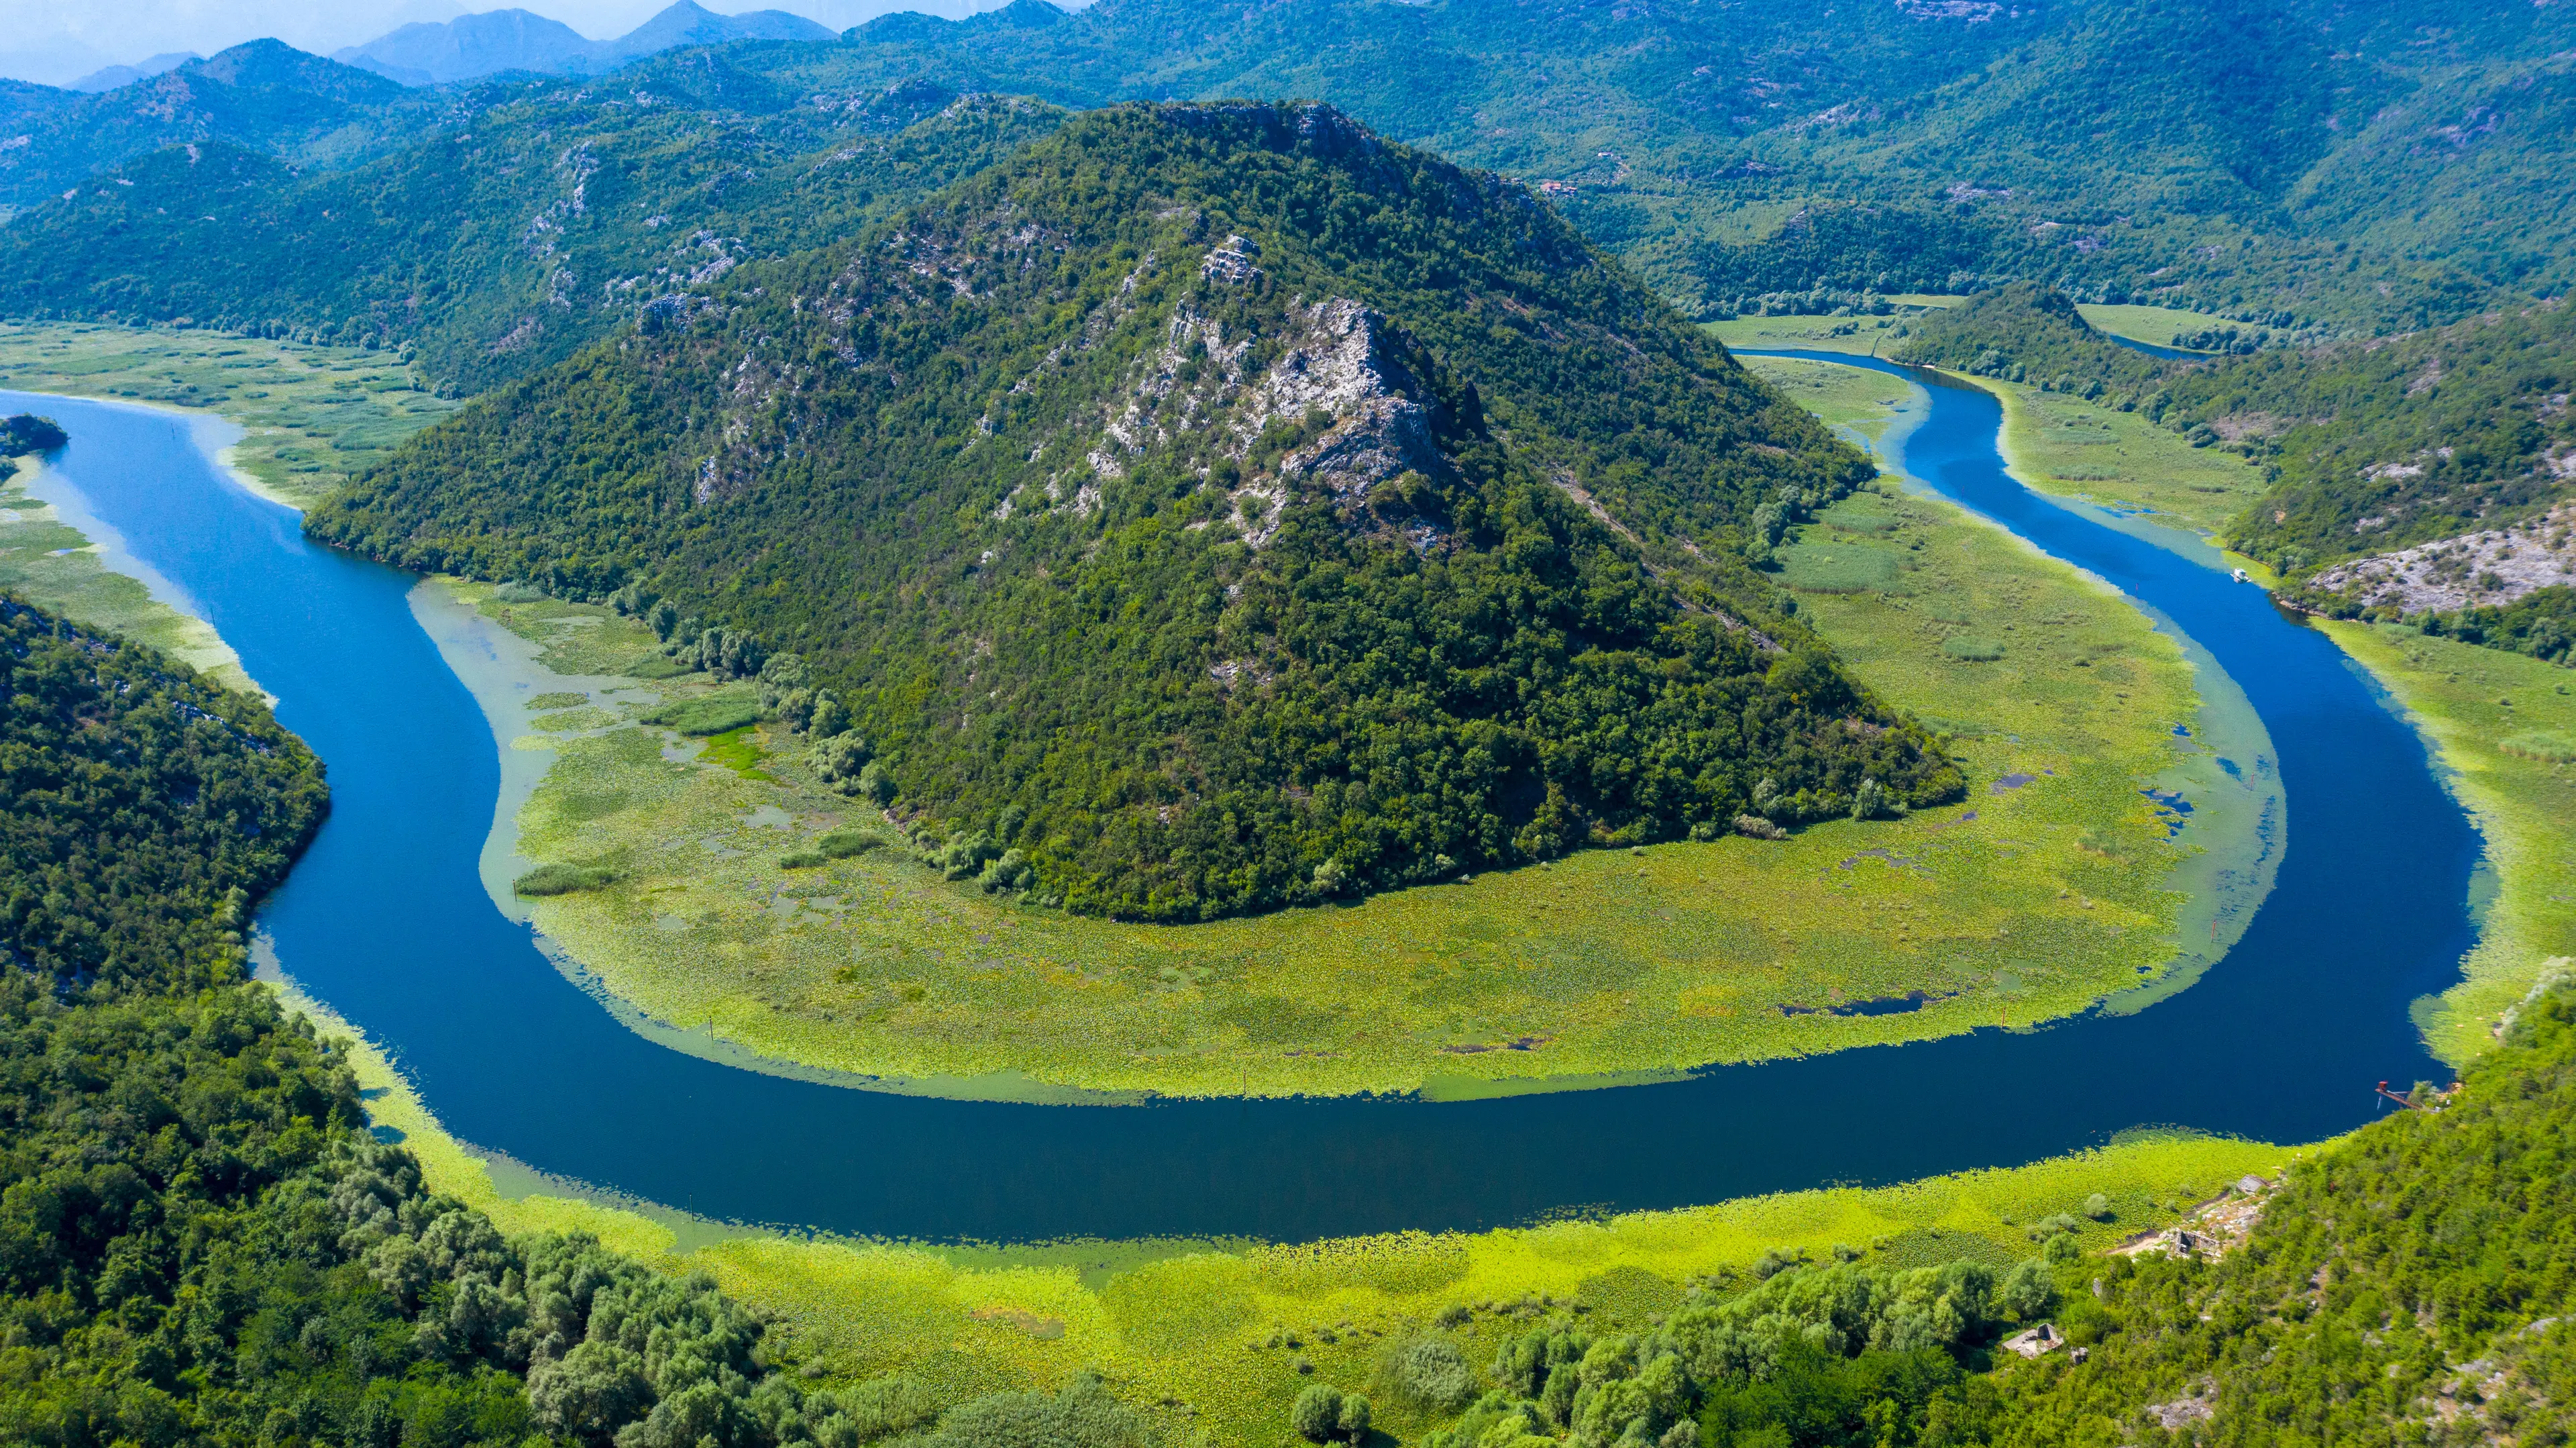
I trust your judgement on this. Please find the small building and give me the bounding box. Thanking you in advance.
[2002,1323,2063,1358]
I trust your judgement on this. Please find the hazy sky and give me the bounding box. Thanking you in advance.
[0,0,1002,85]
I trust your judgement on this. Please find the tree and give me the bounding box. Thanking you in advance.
[1292,1384,1347,1443]
[1999,1258,2054,1321]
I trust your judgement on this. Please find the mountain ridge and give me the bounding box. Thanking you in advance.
[307,101,1962,919]
[333,1,839,87]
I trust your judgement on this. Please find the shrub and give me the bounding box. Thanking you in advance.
[934,831,1000,880]
[1943,637,2006,661]
[1291,1385,1346,1443]
[1734,814,1788,841]
[2084,1192,2113,1220]
[816,829,883,860]
[1851,778,1891,820]
[645,693,763,736]
[1999,1257,2054,1319]
[2026,1212,2081,1241]
[2500,731,2576,764]
[514,864,616,896]
[1390,1337,1479,1412]
[978,848,1034,894]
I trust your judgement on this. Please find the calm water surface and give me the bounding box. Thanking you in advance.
[5,376,2470,1243]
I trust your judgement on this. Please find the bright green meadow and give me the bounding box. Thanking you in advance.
[483,358,2238,1098]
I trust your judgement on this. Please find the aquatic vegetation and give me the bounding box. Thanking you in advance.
[1983,377,2267,537]
[344,1016,2294,1448]
[2324,621,2576,1065]
[513,862,619,896]
[643,692,765,736]
[489,447,2221,1098]
[0,320,457,510]
[2502,731,2576,764]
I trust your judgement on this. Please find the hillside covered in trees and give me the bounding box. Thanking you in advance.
[1351,968,2576,1448]
[309,101,1960,921]
[0,596,1164,1448]
[4,0,2573,376]
[0,594,326,990]
[0,54,1065,392]
[1894,287,2576,665]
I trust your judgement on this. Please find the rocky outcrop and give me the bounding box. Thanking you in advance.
[2308,501,2576,613]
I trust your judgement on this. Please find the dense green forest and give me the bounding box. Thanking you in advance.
[0,593,326,990]
[5,0,2574,371]
[1977,971,2576,1445]
[2159,301,2576,576]
[0,411,65,487]
[0,597,1163,1448]
[1387,969,2576,1447]
[9,578,2575,1448]
[0,64,1065,391]
[1890,285,2171,402]
[309,101,1960,921]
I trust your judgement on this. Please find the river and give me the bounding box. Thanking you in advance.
[1,364,2471,1245]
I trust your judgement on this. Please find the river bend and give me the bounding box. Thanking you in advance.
[2,366,2469,1243]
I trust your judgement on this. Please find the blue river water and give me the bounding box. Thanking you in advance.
[5,374,2471,1245]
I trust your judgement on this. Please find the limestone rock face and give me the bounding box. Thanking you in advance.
[2310,500,2576,613]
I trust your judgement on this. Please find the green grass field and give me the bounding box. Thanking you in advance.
[478,384,2229,1098]
[0,320,458,510]
[2074,303,2243,351]
[2322,623,2576,1064]
[1703,302,2246,363]
[316,978,2301,1448]
[1706,313,1917,356]
[1984,377,2268,537]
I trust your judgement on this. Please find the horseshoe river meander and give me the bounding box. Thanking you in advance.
[1,356,2473,1245]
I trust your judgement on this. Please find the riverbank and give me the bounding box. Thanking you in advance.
[464,458,2221,1098]
[0,446,260,692]
[1743,356,2282,1011]
[0,320,456,511]
[1796,350,2571,1070]
[0,319,2266,1104]
[288,962,2302,1448]
[2320,621,2576,1064]
[1705,302,2241,361]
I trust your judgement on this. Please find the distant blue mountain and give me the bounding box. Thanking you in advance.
[68,53,199,93]
[335,11,592,86]
[333,1,836,86]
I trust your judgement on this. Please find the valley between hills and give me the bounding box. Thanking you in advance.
[3,4,2575,1447]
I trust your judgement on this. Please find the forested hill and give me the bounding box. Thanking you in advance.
[0,68,1065,391]
[1896,288,2576,621]
[310,101,1961,922]
[1981,969,2576,1443]
[0,593,325,991]
[0,42,437,211]
[0,596,1157,1448]
[1388,970,2576,1447]
[7,0,2574,370]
